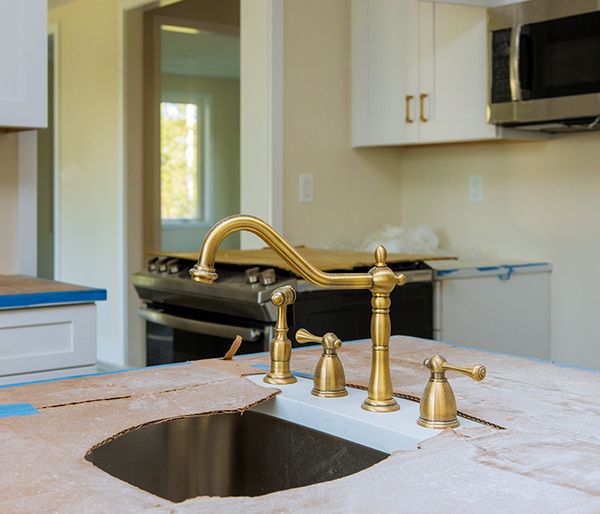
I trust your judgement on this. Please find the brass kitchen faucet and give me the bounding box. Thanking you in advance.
[190,214,406,413]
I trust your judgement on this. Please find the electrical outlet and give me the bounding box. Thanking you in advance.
[299,174,314,203]
[469,175,483,203]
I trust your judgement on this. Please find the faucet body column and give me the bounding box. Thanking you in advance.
[361,246,405,412]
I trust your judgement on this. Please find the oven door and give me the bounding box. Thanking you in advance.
[140,305,273,365]
[489,3,600,125]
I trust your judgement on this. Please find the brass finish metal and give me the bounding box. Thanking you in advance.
[405,95,415,124]
[419,93,429,122]
[296,328,347,398]
[264,285,297,385]
[190,215,406,412]
[417,354,486,429]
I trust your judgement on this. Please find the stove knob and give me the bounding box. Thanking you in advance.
[148,257,159,272]
[245,267,261,284]
[157,257,170,273]
[167,259,181,274]
[260,268,277,286]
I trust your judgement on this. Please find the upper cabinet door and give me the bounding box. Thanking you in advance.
[0,0,47,130]
[352,0,419,146]
[418,2,496,144]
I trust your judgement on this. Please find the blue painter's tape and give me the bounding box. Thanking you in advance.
[0,403,39,418]
[251,363,315,380]
[498,268,513,281]
[0,289,107,309]
[435,269,460,277]
[476,266,503,272]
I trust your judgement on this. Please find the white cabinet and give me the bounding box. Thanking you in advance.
[352,0,526,147]
[0,303,98,385]
[0,0,47,129]
[352,0,420,146]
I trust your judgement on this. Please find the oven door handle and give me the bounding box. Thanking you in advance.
[510,23,522,102]
[138,308,263,342]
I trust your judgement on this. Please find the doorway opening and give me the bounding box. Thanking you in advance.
[147,0,241,253]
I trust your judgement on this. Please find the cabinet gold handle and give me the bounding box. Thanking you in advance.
[419,93,429,123]
[405,95,414,124]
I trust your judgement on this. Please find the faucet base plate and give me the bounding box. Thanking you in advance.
[263,374,297,385]
[361,397,400,413]
[312,388,348,398]
[417,417,459,430]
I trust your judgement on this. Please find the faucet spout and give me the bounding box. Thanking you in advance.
[190,215,373,289]
[191,214,406,413]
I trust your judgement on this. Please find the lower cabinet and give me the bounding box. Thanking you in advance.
[0,303,98,385]
[430,262,551,360]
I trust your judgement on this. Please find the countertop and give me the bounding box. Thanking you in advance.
[152,247,455,271]
[1,338,599,512]
[0,275,107,309]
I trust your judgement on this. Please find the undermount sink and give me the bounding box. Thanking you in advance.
[85,410,388,502]
[86,374,481,502]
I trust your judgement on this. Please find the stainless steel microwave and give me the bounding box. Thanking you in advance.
[488,0,600,132]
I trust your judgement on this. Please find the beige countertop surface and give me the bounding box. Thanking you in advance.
[1,337,599,513]
[0,275,91,296]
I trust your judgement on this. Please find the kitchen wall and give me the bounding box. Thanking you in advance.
[282,0,404,248]
[282,0,599,369]
[400,134,600,368]
[0,134,19,273]
[48,0,123,365]
[45,0,599,370]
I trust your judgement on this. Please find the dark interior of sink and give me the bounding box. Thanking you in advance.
[85,410,388,502]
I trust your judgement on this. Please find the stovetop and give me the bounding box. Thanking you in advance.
[132,256,432,321]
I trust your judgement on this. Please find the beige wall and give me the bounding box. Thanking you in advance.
[0,134,19,273]
[399,134,600,368]
[282,0,404,247]
[49,0,123,365]
[161,74,240,251]
[282,0,599,369]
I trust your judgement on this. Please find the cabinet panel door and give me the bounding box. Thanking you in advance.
[418,2,496,143]
[352,0,419,146]
[0,0,47,129]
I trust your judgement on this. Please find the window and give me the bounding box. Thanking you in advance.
[160,101,204,222]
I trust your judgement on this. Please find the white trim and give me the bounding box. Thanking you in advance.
[17,131,38,276]
[239,0,284,248]
[118,0,182,367]
[48,23,61,280]
[271,0,284,234]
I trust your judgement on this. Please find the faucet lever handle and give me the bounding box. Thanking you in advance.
[423,354,486,381]
[296,329,342,351]
[418,354,486,429]
[295,328,347,398]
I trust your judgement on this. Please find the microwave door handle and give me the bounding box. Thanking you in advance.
[510,24,523,102]
[138,307,262,342]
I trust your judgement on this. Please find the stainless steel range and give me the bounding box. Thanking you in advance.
[133,256,433,365]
